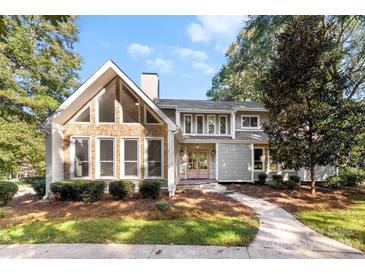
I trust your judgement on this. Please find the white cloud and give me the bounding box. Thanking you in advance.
[187,16,246,52]
[146,58,173,74]
[192,62,215,75]
[173,47,208,61]
[128,43,152,58]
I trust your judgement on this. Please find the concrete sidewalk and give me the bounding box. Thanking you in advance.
[0,243,364,259]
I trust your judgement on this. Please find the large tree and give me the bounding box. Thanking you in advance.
[0,16,81,176]
[262,16,365,194]
[207,16,365,102]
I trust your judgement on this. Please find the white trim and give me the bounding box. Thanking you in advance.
[70,103,91,124]
[144,105,163,125]
[95,80,117,125]
[219,115,228,135]
[184,146,188,180]
[207,114,216,135]
[216,143,219,180]
[120,137,140,179]
[233,108,269,112]
[241,114,260,129]
[231,112,236,139]
[42,60,177,131]
[195,114,205,135]
[120,82,141,124]
[176,111,181,127]
[175,109,232,114]
[236,129,264,132]
[96,136,116,179]
[144,137,164,179]
[253,146,265,171]
[70,136,92,179]
[183,114,192,135]
[251,143,254,182]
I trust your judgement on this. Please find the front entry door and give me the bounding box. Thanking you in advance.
[187,151,209,179]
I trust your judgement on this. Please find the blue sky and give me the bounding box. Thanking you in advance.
[75,16,246,99]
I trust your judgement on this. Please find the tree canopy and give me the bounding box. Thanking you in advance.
[262,16,365,193]
[207,16,365,102]
[0,16,81,176]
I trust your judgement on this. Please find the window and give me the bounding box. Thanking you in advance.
[98,138,115,177]
[196,115,204,134]
[121,138,139,177]
[72,138,90,178]
[241,115,259,128]
[121,87,139,123]
[219,115,227,135]
[74,106,90,123]
[98,85,115,123]
[184,114,192,134]
[146,138,163,178]
[268,149,279,170]
[207,115,216,134]
[254,148,264,170]
[188,152,196,169]
[145,107,160,124]
[198,152,208,170]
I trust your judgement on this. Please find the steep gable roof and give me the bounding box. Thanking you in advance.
[41,60,177,130]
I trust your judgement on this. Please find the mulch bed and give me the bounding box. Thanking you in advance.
[1,189,255,227]
[227,183,365,213]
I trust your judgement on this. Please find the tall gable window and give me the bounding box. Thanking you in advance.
[184,114,192,134]
[121,87,139,123]
[145,107,161,124]
[73,106,90,123]
[219,115,227,135]
[241,115,259,128]
[98,84,115,123]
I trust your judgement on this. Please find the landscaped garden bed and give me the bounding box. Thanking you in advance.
[228,183,365,251]
[0,190,259,246]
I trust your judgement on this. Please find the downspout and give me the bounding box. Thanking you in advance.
[167,128,179,197]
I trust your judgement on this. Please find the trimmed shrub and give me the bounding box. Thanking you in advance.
[109,180,134,200]
[51,180,105,203]
[156,199,170,212]
[327,175,346,189]
[22,176,46,198]
[257,173,267,185]
[271,175,284,189]
[0,181,18,206]
[139,180,161,199]
[340,167,365,187]
[287,175,301,190]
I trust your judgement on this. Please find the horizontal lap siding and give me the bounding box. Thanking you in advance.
[217,144,252,181]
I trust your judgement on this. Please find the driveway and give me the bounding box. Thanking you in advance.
[0,192,364,259]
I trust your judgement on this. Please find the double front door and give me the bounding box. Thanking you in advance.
[187,151,209,179]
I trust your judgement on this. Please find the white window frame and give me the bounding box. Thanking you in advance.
[96,137,116,179]
[207,115,216,135]
[241,115,260,129]
[254,147,265,171]
[268,148,279,171]
[144,105,162,125]
[120,137,140,179]
[183,114,193,135]
[195,114,205,135]
[219,115,228,135]
[70,103,91,124]
[120,83,140,125]
[95,80,117,124]
[144,137,164,179]
[70,136,92,179]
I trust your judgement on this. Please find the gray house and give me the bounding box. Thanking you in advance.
[42,60,335,197]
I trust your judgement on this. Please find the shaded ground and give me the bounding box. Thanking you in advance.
[227,184,364,213]
[0,190,258,246]
[227,183,365,251]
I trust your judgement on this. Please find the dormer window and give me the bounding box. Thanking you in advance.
[241,115,259,129]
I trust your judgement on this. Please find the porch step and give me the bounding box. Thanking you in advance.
[177,182,227,193]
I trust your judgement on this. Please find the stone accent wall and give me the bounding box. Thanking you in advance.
[62,79,168,181]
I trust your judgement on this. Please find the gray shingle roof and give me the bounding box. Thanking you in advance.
[235,131,268,141]
[156,99,266,111]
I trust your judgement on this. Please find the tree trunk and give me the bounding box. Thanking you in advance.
[310,165,316,195]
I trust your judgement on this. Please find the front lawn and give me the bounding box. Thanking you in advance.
[295,194,365,251]
[0,190,259,246]
[228,183,365,251]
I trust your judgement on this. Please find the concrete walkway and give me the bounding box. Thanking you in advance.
[0,192,364,259]
[227,192,365,259]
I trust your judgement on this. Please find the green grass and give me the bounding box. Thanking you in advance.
[295,194,365,251]
[0,216,259,246]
